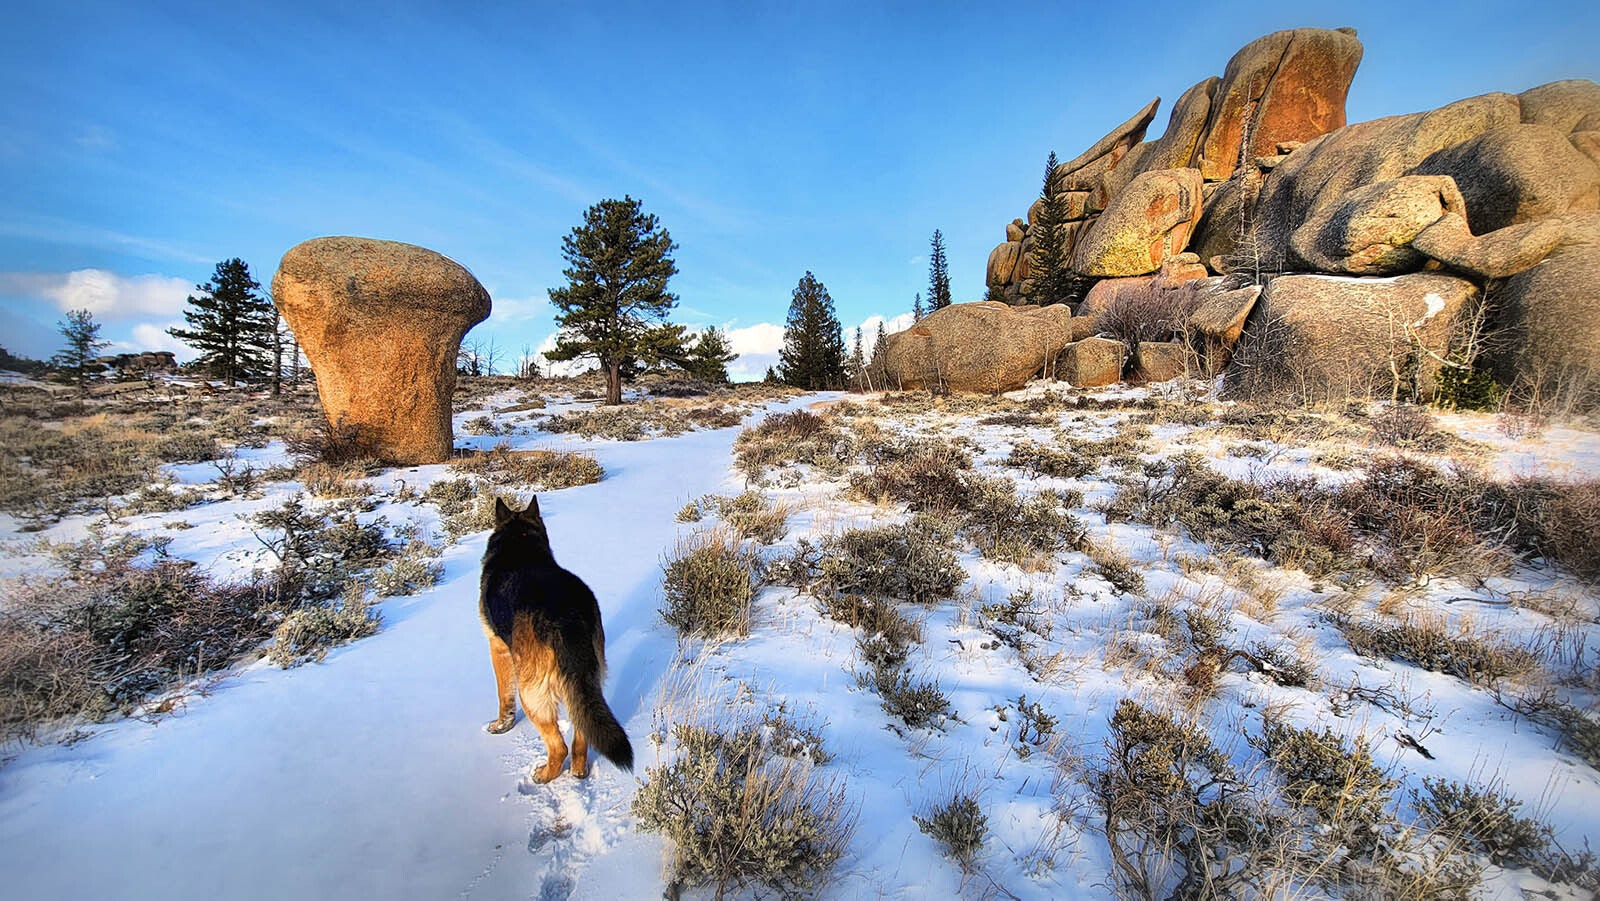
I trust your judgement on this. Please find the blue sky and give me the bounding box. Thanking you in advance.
[3,0,1596,379]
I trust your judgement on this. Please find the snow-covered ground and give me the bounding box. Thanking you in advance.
[1,384,1596,899]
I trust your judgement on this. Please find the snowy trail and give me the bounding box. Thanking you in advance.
[0,398,818,900]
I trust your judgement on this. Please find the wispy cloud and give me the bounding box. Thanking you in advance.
[0,269,192,320]
[0,217,214,265]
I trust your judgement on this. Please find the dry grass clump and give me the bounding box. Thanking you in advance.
[0,414,224,521]
[1333,613,1540,685]
[817,517,964,606]
[847,437,975,511]
[542,400,741,441]
[632,719,854,899]
[0,534,273,738]
[677,492,791,544]
[660,531,760,638]
[1084,539,1148,595]
[297,461,376,499]
[449,443,604,490]
[734,410,848,479]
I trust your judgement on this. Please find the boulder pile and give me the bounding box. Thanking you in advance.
[921,26,1600,402]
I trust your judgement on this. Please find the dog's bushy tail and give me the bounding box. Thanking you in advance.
[566,670,634,771]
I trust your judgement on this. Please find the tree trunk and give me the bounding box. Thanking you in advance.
[605,361,623,405]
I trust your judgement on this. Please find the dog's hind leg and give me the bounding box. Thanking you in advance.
[569,724,590,779]
[484,635,517,734]
[524,694,568,783]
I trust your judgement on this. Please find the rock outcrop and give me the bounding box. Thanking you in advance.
[1057,337,1127,388]
[1492,212,1600,402]
[881,302,1074,393]
[273,237,491,465]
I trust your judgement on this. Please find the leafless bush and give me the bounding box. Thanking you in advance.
[1096,280,1209,350]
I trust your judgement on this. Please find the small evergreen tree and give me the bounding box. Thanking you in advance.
[0,345,48,375]
[777,272,846,390]
[846,326,866,390]
[683,326,739,383]
[168,258,275,386]
[913,292,924,321]
[53,308,109,388]
[928,230,952,310]
[868,321,889,390]
[1029,152,1076,306]
[544,196,679,405]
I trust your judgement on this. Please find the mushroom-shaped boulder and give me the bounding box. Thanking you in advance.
[273,237,491,465]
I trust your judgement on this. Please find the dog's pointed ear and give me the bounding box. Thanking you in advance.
[493,497,515,527]
[522,495,542,521]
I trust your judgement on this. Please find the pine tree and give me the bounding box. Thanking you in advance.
[168,258,275,386]
[913,292,924,321]
[53,308,109,388]
[928,230,952,310]
[1029,151,1076,306]
[544,196,679,405]
[683,326,739,383]
[868,320,889,390]
[777,271,846,390]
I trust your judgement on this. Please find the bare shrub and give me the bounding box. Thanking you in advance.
[1370,403,1437,448]
[846,437,974,512]
[0,536,273,739]
[284,414,382,465]
[1096,279,1209,350]
[1088,699,1283,899]
[660,531,759,638]
[961,479,1085,569]
[1253,720,1396,857]
[867,668,953,730]
[423,478,502,538]
[681,492,791,544]
[631,721,854,899]
[1085,540,1148,596]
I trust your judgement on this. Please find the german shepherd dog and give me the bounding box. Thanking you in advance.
[480,497,633,782]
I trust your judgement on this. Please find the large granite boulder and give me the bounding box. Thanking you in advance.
[1492,212,1600,403]
[881,302,1074,393]
[1131,342,1195,383]
[1224,272,1478,403]
[1196,28,1364,180]
[987,241,1022,287]
[1073,168,1204,276]
[1288,174,1467,274]
[273,237,492,465]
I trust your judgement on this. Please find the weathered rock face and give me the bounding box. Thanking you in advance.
[1224,273,1478,403]
[1410,213,1567,279]
[1288,175,1467,274]
[1073,168,1204,276]
[1131,342,1194,383]
[1410,125,1600,234]
[1188,285,1262,373]
[273,237,491,465]
[1107,77,1220,197]
[1057,336,1127,388]
[1197,28,1364,180]
[1492,212,1600,402]
[881,302,1074,393]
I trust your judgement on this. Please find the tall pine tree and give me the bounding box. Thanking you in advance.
[846,325,866,389]
[544,196,679,405]
[53,308,108,388]
[168,258,275,386]
[1029,151,1075,306]
[777,272,846,390]
[928,230,952,310]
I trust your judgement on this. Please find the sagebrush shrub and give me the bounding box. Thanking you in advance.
[661,532,759,637]
[268,587,382,667]
[1253,720,1396,855]
[818,517,963,605]
[450,443,603,490]
[632,722,853,898]
[915,792,989,871]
